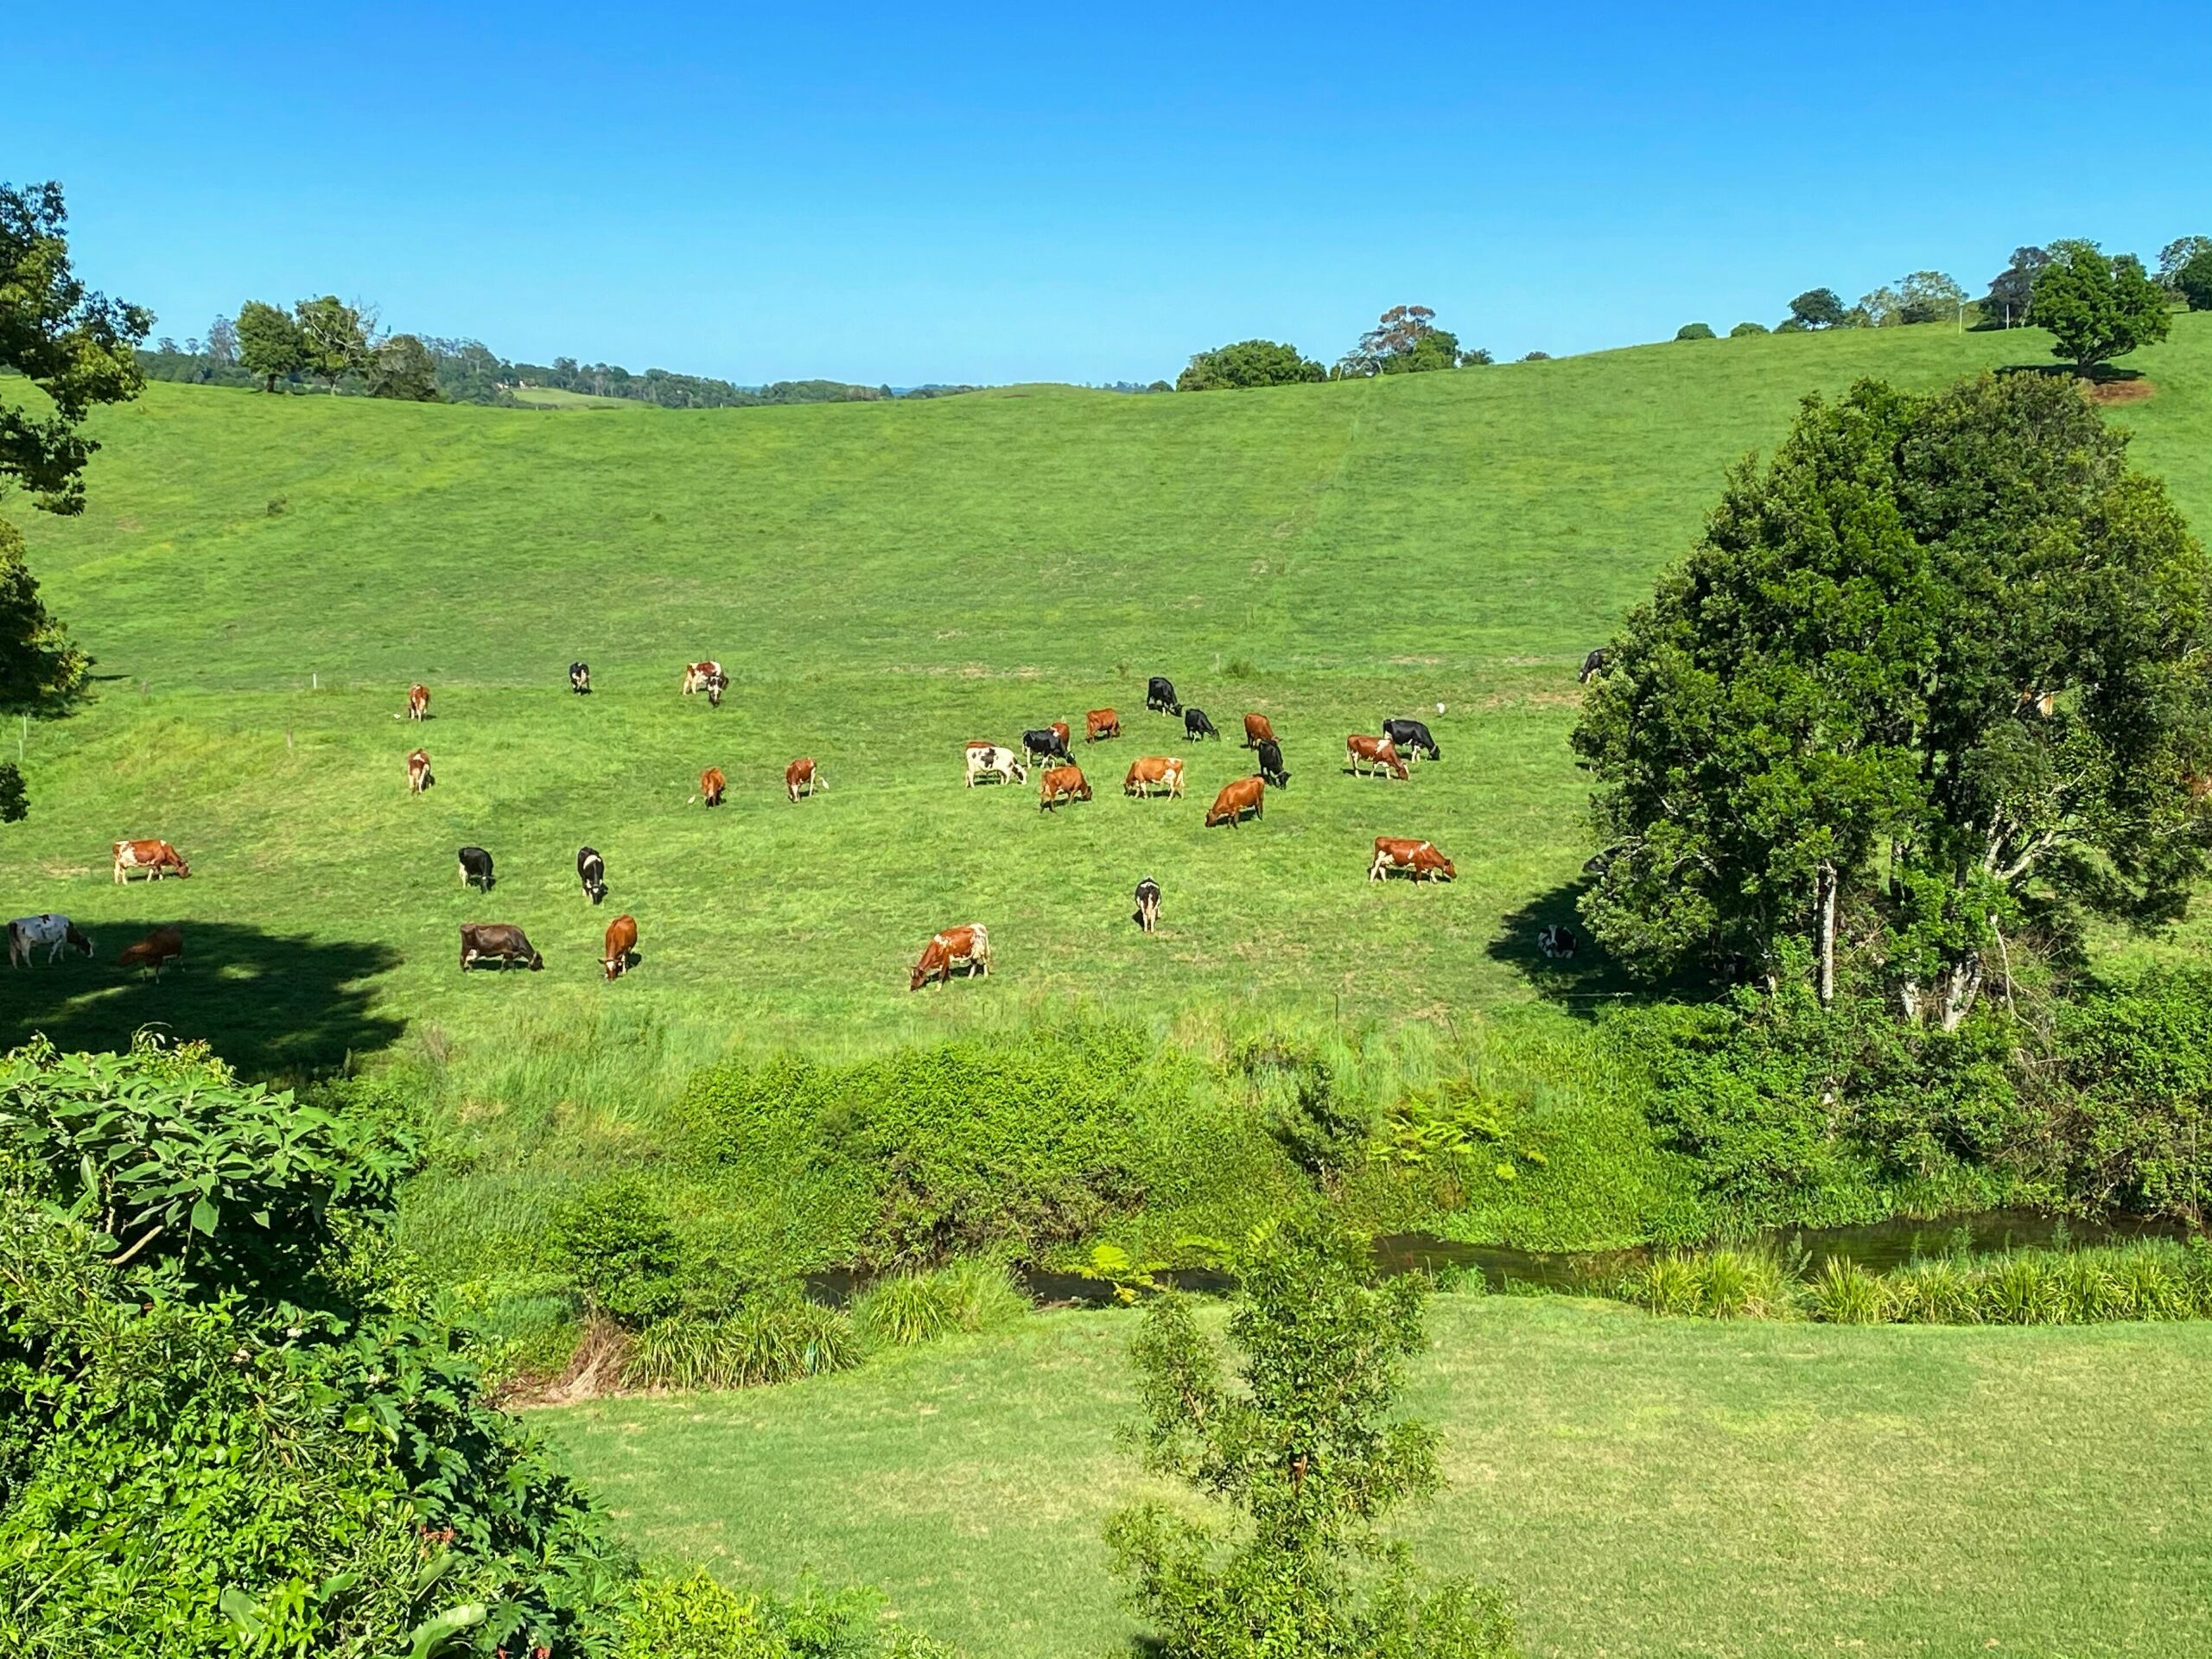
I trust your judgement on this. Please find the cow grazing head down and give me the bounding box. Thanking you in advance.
[698,766,727,807]
[1256,738,1290,788]
[1184,707,1220,741]
[457,846,495,891]
[577,846,607,904]
[570,661,592,694]
[1370,837,1454,883]
[1134,878,1162,932]
[1039,765,1091,811]
[407,683,429,720]
[118,925,184,978]
[407,748,432,793]
[909,923,991,990]
[1579,649,1606,684]
[1147,677,1181,715]
[1536,924,1580,960]
[601,914,639,981]
[785,757,822,802]
[111,840,189,883]
[1085,709,1120,742]
[1205,776,1265,827]
[460,923,542,972]
[1243,712,1276,748]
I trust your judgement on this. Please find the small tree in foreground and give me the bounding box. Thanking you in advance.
[2031,243,2171,374]
[1106,1216,1517,1659]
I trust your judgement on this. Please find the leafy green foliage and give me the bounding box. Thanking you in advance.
[1729,321,1769,337]
[0,512,86,822]
[620,1569,962,1658]
[620,1297,862,1392]
[2176,249,2212,313]
[1675,322,1715,340]
[1336,305,1472,377]
[2031,243,2173,372]
[235,299,304,392]
[1106,1216,1517,1659]
[293,295,371,392]
[370,333,443,401]
[551,1173,683,1327]
[1176,339,1326,391]
[1787,288,1848,329]
[1896,270,1966,325]
[851,1259,1027,1345]
[0,180,149,515]
[2049,970,2212,1218]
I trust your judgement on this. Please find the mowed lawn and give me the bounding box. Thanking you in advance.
[5,318,2211,1065]
[543,1295,2212,1659]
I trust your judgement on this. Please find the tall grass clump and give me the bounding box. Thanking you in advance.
[1807,1257,1886,1325]
[622,1296,861,1393]
[853,1259,1029,1347]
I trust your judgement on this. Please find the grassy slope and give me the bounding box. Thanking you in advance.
[9,320,2208,1071]
[543,1294,2212,1658]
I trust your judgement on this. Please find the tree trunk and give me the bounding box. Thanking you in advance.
[1938,952,1983,1033]
[1815,861,1838,1007]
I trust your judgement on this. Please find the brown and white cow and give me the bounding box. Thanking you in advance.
[407,747,432,794]
[460,923,543,972]
[1085,708,1121,742]
[696,766,727,807]
[407,683,429,721]
[964,744,1028,786]
[1243,712,1276,748]
[1039,765,1092,811]
[682,660,723,696]
[8,914,92,968]
[910,922,991,989]
[1346,734,1410,781]
[601,913,639,982]
[1123,756,1184,798]
[112,839,190,883]
[118,925,184,978]
[786,757,822,802]
[1370,836,1456,883]
[1205,775,1265,827]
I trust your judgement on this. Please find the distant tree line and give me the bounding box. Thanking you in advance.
[1177,304,1497,392]
[134,301,982,409]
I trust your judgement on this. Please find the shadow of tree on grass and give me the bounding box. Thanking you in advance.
[0,922,403,1080]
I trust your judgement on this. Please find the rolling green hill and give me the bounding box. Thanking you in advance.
[5,318,2209,1073]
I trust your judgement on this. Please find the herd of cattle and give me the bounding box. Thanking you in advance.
[14,659,1581,995]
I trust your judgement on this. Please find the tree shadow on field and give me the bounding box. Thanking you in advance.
[1486,877,1645,1020]
[0,923,403,1081]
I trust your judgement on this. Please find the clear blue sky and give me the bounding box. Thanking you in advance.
[11,2,2210,386]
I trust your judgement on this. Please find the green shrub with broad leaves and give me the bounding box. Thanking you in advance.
[620,1568,962,1658]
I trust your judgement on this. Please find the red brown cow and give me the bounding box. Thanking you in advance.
[1039,765,1091,811]
[601,913,639,981]
[909,922,992,989]
[407,747,432,794]
[1085,708,1121,742]
[785,757,822,802]
[1051,720,1071,749]
[112,839,190,883]
[696,766,727,807]
[1124,756,1184,798]
[1205,776,1265,827]
[682,660,722,696]
[118,925,185,978]
[1346,734,1410,781]
[407,683,429,721]
[1243,713,1276,748]
[1370,836,1456,883]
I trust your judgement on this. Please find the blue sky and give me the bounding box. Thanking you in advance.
[11,2,2211,386]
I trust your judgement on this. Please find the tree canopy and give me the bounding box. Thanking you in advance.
[0,181,149,516]
[1675,322,1716,340]
[1573,372,2212,1027]
[235,300,302,391]
[292,294,370,391]
[1985,246,2050,327]
[2175,249,2212,314]
[1787,289,1848,329]
[1336,305,1477,376]
[1176,338,1325,391]
[2031,243,2171,374]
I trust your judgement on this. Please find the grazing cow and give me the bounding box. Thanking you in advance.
[407,683,429,721]
[909,922,991,989]
[1184,706,1221,741]
[457,845,496,891]
[682,660,722,696]
[1147,677,1181,715]
[1369,837,1456,883]
[1256,737,1290,788]
[8,914,92,968]
[963,744,1028,786]
[1022,726,1072,766]
[1123,756,1185,798]
[1134,877,1161,933]
[577,846,607,904]
[1086,709,1121,742]
[1243,712,1276,748]
[1346,734,1409,781]
[118,925,184,979]
[706,670,728,709]
[1205,775,1265,828]
[570,661,592,694]
[1579,649,1606,684]
[460,923,542,972]
[1536,924,1580,960]
[786,757,822,802]
[407,747,432,794]
[111,839,190,883]
[1382,718,1440,764]
[601,913,639,982]
[697,766,727,807]
[1039,764,1091,811]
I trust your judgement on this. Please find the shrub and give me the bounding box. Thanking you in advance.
[552,1173,683,1327]
[1675,322,1716,340]
[621,1297,861,1392]
[1729,321,1770,337]
[2049,972,2212,1220]
[853,1259,1027,1346]
[620,1569,964,1658]
[1808,1258,1885,1324]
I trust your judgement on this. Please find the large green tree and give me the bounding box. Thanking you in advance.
[1176,338,1325,391]
[1573,372,2212,1025]
[1336,305,1475,376]
[2175,249,2212,314]
[234,300,302,391]
[365,331,441,400]
[292,294,370,391]
[2031,243,2172,374]
[1787,288,1848,329]
[1985,246,2049,327]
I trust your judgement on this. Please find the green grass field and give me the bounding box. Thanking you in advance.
[9,318,2209,1072]
[542,1293,2212,1658]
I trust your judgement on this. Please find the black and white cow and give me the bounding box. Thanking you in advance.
[1382,717,1440,764]
[577,846,607,904]
[1022,726,1072,766]
[457,845,495,893]
[569,661,592,694]
[7,913,92,968]
[1134,877,1161,933]
[1536,923,1580,960]
[1183,706,1220,742]
[1147,677,1181,715]
[1255,736,1290,788]
[1579,648,1607,684]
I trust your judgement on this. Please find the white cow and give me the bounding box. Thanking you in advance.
[963,744,1029,787]
[8,914,93,968]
